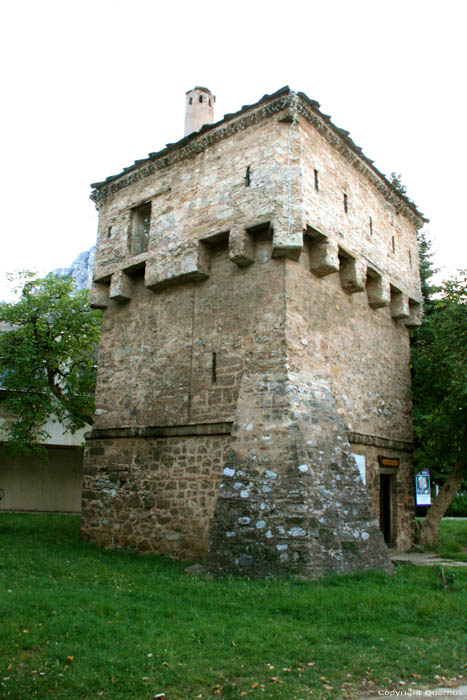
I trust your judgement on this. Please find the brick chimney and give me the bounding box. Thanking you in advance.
[184,87,215,137]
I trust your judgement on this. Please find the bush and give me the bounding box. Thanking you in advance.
[446,491,467,517]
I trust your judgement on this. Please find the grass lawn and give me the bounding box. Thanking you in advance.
[0,515,466,700]
[432,519,467,562]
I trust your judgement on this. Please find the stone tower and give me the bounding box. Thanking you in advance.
[81,87,425,578]
[184,86,216,136]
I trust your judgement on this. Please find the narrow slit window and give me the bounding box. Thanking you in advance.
[107,226,112,239]
[392,235,396,253]
[199,95,203,103]
[245,166,251,187]
[314,169,319,191]
[408,249,412,267]
[208,98,211,106]
[211,352,217,384]
[344,193,348,214]
[369,217,373,235]
[189,97,193,105]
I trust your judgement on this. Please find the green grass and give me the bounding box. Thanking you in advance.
[433,519,467,561]
[0,515,466,700]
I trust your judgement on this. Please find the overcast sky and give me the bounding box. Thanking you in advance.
[1,0,466,300]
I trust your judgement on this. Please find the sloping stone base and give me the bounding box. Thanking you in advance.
[205,370,393,578]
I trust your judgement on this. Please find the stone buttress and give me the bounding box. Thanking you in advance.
[206,370,392,577]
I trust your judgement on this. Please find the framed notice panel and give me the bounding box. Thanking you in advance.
[415,470,431,507]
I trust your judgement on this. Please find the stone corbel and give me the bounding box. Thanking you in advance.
[109,270,134,303]
[308,238,340,277]
[229,225,255,267]
[405,299,423,329]
[390,288,410,320]
[145,241,210,292]
[340,257,366,294]
[89,282,109,310]
[366,274,391,309]
[271,219,303,261]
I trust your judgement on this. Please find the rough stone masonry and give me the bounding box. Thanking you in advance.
[81,86,426,577]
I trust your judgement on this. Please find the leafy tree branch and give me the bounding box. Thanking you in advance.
[0,273,101,458]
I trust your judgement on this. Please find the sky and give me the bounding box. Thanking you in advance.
[1,0,466,300]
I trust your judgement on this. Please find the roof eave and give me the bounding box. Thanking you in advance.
[90,86,427,226]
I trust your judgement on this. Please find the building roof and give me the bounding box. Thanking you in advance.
[185,86,212,95]
[90,86,426,226]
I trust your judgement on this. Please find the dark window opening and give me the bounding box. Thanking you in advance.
[392,235,396,253]
[314,169,319,191]
[189,97,193,105]
[343,193,348,214]
[208,98,211,106]
[408,249,412,267]
[379,473,393,544]
[369,216,373,235]
[130,202,151,255]
[199,95,203,103]
[245,166,251,187]
[107,226,112,239]
[211,352,217,384]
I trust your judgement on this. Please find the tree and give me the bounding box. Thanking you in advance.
[416,229,440,309]
[0,273,101,458]
[389,172,408,196]
[389,172,416,206]
[387,174,464,545]
[411,270,467,545]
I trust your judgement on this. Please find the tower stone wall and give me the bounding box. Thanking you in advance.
[81,87,424,576]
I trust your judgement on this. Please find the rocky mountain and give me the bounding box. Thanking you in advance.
[52,247,95,291]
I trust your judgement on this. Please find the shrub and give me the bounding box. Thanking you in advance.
[446,491,467,517]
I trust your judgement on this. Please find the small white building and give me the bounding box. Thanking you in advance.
[0,396,89,513]
[0,250,94,513]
